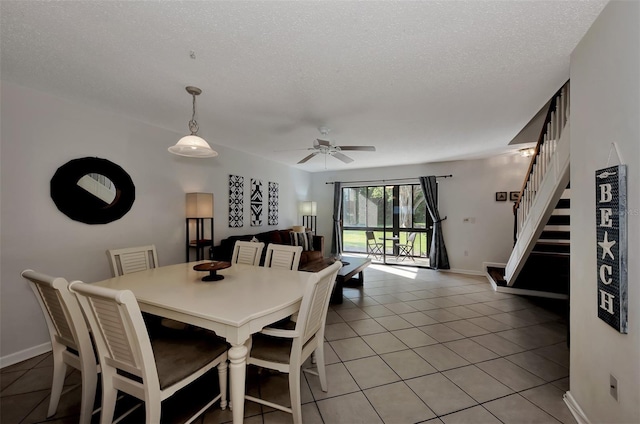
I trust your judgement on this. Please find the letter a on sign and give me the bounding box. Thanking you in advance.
[595,165,627,333]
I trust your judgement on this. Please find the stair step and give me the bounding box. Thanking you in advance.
[556,198,570,209]
[547,215,570,226]
[487,266,507,286]
[530,251,570,258]
[540,230,570,240]
[544,225,570,232]
[533,242,570,254]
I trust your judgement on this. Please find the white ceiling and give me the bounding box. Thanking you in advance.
[0,1,607,172]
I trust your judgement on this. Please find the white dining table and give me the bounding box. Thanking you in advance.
[92,261,313,424]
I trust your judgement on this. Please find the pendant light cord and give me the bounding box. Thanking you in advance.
[188,94,199,135]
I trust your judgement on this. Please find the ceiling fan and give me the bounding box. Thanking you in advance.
[297,127,376,164]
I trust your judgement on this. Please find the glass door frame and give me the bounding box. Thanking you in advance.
[341,183,434,266]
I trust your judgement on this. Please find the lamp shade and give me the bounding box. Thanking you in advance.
[186,193,213,218]
[299,201,317,216]
[169,135,219,158]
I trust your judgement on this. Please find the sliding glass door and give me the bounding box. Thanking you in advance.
[342,184,434,265]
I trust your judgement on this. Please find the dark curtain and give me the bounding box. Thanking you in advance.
[419,176,450,269]
[331,182,343,255]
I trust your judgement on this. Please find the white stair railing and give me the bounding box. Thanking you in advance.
[514,82,570,240]
[505,82,571,285]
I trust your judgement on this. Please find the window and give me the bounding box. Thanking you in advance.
[341,183,434,265]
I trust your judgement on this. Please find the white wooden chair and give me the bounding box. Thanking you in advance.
[244,261,342,424]
[107,244,184,330]
[231,241,265,266]
[70,282,229,424]
[107,245,158,277]
[263,244,303,270]
[21,270,98,424]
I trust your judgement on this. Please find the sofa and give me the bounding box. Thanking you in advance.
[212,229,324,267]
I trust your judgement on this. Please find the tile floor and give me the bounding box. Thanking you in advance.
[1,263,575,423]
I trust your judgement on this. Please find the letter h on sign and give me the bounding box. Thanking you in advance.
[595,165,627,333]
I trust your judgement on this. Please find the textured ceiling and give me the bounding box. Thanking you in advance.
[0,1,607,172]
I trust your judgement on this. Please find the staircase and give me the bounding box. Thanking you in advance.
[486,82,570,299]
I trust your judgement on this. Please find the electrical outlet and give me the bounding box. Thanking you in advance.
[610,374,618,401]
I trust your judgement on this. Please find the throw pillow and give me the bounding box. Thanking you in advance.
[290,231,314,251]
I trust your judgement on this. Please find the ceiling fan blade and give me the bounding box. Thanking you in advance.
[315,138,331,147]
[332,152,354,163]
[274,147,313,152]
[297,152,319,164]
[337,145,376,151]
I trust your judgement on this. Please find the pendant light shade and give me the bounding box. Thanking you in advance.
[169,86,218,158]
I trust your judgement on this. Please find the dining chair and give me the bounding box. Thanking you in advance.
[107,244,158,277]
[263,244,303,270]
[231,240,265,266]
[244,261,342,424]
[21,270,98,424]
[70,281,229,424]
[365,231,383,260]
[395,232,417,261]
[107,244,184,330]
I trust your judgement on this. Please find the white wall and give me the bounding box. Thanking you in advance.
[0,82,311,361]
[569,1,640,423]
[310,155,531,274]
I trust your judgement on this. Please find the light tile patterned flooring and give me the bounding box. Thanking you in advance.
[1,263,575,423]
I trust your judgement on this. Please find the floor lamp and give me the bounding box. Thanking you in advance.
[300,201,317,235]
[186,193,214,262]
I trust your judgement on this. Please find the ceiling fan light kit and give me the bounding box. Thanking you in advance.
[296,127,376,165]
[169,86,219,158]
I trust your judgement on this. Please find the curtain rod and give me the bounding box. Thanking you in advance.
[324,174,452,185]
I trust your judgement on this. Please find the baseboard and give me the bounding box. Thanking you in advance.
[494,285,569,299]
[441,268,484,276]
[483,262,568,299]
[0,342,52,369]
[564,391,591,424]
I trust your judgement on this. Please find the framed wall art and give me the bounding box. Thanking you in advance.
[250,178,263,226]
[268,182,279,225]
[229,174,244,227]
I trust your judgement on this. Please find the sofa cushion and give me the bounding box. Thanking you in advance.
[290,231,314,251]
[278,230,292,245]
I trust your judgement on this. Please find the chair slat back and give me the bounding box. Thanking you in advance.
[232,241,265,266]
[296,261,342,343]
[107,245,158,277]
[22,270,88,351]
[71,282,156,380]
[264,244,303,270]
[366,231,376,242]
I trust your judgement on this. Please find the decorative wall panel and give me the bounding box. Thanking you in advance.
[229,174,244,227]
[251,178,263,226]
[268,182,279,225]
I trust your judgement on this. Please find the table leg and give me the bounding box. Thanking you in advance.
[228,343,248,424]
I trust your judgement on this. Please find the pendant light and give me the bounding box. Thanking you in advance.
[169,86,218,158]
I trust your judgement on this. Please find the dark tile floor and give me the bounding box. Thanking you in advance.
[1,263,575,423]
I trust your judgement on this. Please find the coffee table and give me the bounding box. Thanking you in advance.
[299,256,371,304]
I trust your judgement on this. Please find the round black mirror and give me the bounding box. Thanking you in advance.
[51,157,135,224]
